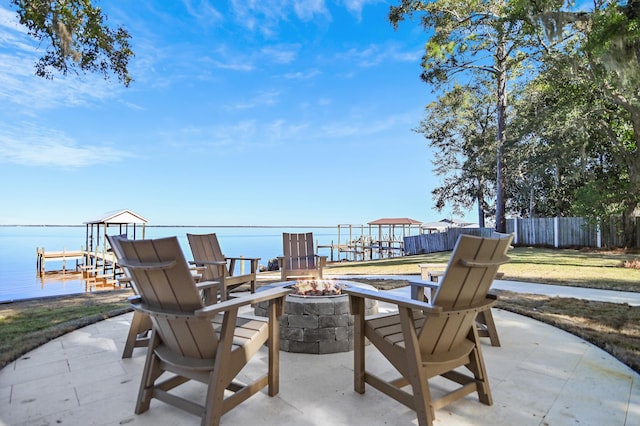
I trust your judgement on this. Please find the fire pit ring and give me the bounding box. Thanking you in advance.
[254,280,379,354]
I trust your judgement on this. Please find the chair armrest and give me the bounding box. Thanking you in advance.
[196,280,221,291]
[225,257,260,276]
[196,286,292,317]
[343,285,442,314]
[409,280,439,290]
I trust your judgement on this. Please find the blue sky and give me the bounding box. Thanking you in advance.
[0,1,474,226]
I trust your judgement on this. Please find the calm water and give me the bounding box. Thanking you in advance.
[0,225,346,303]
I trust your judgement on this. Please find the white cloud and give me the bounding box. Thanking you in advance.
[261,45,299,64]
[341,0,381,20]
[0,52,121,110]
[181,0,223,25]
[163,105,418,152]
[0,122,131,167]
[293,0,330,21]
[282,69,321,80]
[230,0,331,36]
[336,43,422,68]
[0,7,33,52]
[0,7,123,110]
[226,90,282,110]
[160,120,263,149]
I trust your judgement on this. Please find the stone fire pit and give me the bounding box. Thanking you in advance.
[254,280,378,354]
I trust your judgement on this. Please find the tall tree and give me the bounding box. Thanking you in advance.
[520,0,640,246]
[389,0,544,232]
[508,47,595,218]
[416,79,497,226]
[10,0,133,86]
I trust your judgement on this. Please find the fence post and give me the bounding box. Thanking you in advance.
[597,218,602,248]
[532,218,536,246]
[513,217,519,245]
[554,216,559,248]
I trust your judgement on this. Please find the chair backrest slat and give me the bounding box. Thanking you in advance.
[283,232,315,270]
[187,233,229,281]
[433,235,511,309]
[106,234,138,293]
[419,234,513,356]
[116,236,219,359]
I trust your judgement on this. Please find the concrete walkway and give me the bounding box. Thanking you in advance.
[0,281,638,425]
[329,274,640,306]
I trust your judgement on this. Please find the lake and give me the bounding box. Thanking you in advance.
[0,225,376,302]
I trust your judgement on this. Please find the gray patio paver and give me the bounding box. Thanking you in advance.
[0,284,638,426]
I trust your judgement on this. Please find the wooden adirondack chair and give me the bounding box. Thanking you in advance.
[113,236,291,426]
[411,232,513,347]
[107,234,221,359]
[278,232,327,281]
[187,233,260,302]
[344,234,513,426]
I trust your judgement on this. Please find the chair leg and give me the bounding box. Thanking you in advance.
[351,297,366,394]
[123,311,152,358]
[250,260,258,293]
[467,333,493,406]
[203,309,238,426]
[268,299,281,396]
[412,375,435,426]
[477,308,501,347]
[399,308,435,426]
[203,371,225,426]
[135,334,163,414]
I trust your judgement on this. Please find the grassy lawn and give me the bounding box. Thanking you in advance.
[0,246,638,373]
[0,291,133,369]
[325,246,640,292]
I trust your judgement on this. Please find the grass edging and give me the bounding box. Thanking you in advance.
[495,291,640,374]
[0,291,133,369]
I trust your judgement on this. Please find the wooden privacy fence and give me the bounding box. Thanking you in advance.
[403,228,496,255]
[507,217,634,248]
[403,216,637,254]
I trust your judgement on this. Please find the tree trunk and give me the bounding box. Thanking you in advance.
[495,36,508,233]
[622,205,637,248]
[529,181,535,217]
[477,178,485,227]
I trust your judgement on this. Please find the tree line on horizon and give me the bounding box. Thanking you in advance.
[390,0,640,247]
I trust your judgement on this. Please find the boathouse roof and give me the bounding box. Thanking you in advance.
[84,209,148,225]
[367,218,422,226]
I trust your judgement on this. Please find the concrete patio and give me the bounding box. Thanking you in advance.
[0,284,638,425]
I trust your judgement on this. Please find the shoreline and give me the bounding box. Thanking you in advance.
[0,288,134,306]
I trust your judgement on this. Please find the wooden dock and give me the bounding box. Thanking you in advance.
[36,248,85,276]
[317,238,404,262]
[36,248,120,279]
